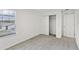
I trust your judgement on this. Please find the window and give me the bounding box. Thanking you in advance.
[0,9,16,37]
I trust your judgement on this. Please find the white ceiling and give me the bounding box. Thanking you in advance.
[24,9,79,15]
[30,9,62,15]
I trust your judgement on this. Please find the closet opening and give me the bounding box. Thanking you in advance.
[49,15,56,37]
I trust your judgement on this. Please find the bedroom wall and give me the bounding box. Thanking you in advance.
[40,15,49,35]
[75,13,79,48]
[56,13,62,38]
[16,9,48,45]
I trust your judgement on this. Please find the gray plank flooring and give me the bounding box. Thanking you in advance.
[6,34,78,50]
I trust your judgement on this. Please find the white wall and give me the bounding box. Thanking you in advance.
[73,10,79,48]
[63,14,75,38]
[40,16,49,35]
[56,13,62,38]
[49,15,56,35]
[16,10,48,45]
[75,13,79,48]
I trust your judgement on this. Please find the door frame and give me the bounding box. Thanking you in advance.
[49,15,56,36]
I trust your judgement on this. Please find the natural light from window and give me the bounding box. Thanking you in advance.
[0,9,16,37]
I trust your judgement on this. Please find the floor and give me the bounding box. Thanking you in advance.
[7,34,78,50]
[0,34,16,50]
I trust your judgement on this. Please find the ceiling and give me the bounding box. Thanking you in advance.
[30,9,62,15]
[28,9,78,15]
[24,9,79,15]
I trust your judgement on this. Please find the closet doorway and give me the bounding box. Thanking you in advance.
[49,15,56,37]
